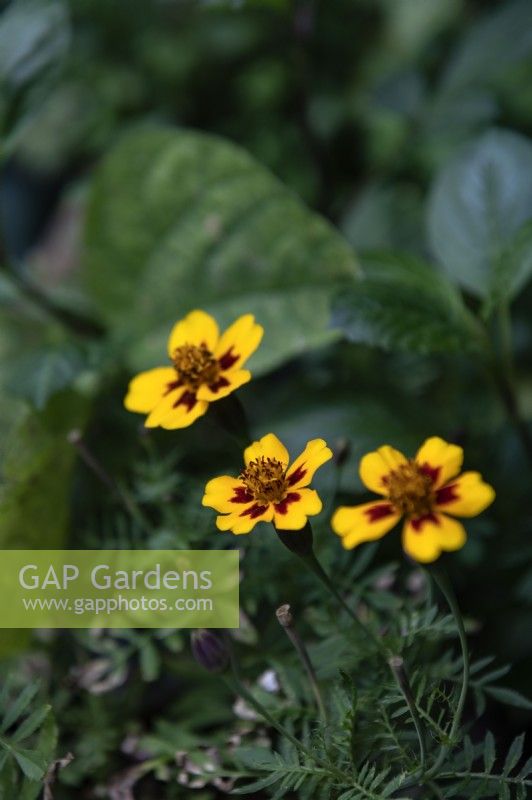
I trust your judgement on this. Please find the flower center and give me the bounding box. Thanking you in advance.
[172,343,220,389]
[386,460,435,518]
[240,457,288,504]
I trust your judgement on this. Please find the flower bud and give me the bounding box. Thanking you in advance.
[191,630,229,673]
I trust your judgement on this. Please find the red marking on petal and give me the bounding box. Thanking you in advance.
[274,492,301,515]
[230,486,254,504]
[418,463,441,485]
[218,348,239,371]
[435,483,459,506]
[174,390,197,411]
[208,376,230,394]
[240,503,269,519]
[410,513,439,533]
[287,465,307,486]
[164,379,182,396]
[364,503,395,523]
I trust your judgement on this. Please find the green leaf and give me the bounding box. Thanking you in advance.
[488,220,532,310]
[483,731,496,773]
[0,391,89,550]
[485,686,532,711]
[440,0,532,94]
[6,345,86,410]
[503,734,525,776]
[12,706,51,744]
[427,128,532,300]
[0,0,70,90]
[11,748,47,782]
[332,252,484,354]
[1,684,39,733]
[83,126,358,376]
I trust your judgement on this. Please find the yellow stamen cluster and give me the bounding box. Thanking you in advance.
[240,457,288,504]
[172,344,220,389]
[386,461,435,517]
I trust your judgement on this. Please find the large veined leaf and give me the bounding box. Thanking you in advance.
[427,129,532,301]
[332,252,484,354]
[83,126,359,375]
[0,391,88,549]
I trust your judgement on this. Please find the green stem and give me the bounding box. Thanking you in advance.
[303,547,386,657]
[388,656,426,774]
[224,638,349,783]
[68,430,154,536]
[276,605,327,722]
[424,568,470,779]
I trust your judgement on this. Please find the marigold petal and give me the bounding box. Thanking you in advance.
[214,314,263,371]
[435,471,495,517]
[244,433,289,468]
[285,439,333,488]
[332,501,400,549]
[145,388,208,429]
[359,446,408,495]
[202,476,252,513]
[196,369,251,402]
[215,504,274,535]
[167,310,219,357]
[124,367,177,414]
[273,488,322,530]
[402,513,466,563]
[414,436,463,488]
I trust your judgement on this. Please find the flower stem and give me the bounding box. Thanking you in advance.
[275,523,386,657]
[67,429,153,535]
[276,604,327,722]
[223,633,304,754]
[389,656,426,774]
[424,567,470,779]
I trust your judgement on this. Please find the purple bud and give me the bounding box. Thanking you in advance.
[191,630,229,673]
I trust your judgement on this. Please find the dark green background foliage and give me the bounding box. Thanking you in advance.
[1,0,532,797]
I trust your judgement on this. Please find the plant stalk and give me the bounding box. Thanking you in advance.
[424,568,470,779]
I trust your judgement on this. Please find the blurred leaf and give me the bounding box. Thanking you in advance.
[488,220,532,311]
[440,0,532,95]
[332,252,484,354]
[0,0,69,89]
[0,390,89,548]
[485,686,532,711]
[83,126,359,375]
[427,129,532,299]
[6,344,86,410]
[340,183,424,256]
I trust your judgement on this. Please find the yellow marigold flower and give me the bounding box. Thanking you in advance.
[124,310,263,429]
[331,436,495,563]
[202,433,333,534]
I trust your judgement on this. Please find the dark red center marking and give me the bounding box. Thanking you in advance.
[240,503,269,519]
[164,379,182,396]
[230,486,254,504]
[364,503,395,523]
[173,390,197,412]
[435,483,459,506]
[218,347,239,371]
[208,376,230,394]
[418,462,441,485]
[287,464,306,487]
[274,492,300,515]
[410,512,439,533]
